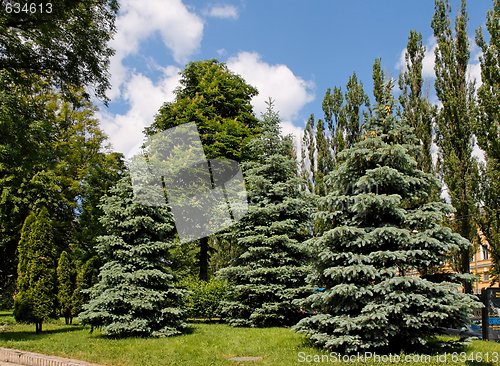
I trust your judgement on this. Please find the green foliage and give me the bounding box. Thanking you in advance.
[398,30,436,174]
[303,73,370,196]
[432,0,480,286]
[148,59,259,162]
[0,0,119,101]
[475,0,500,283]
[218,102,313,327]
[57,251,75,324]
[147,59,260,281]
[294,101,481,353]
[180,276,230,320]
[0,74,124,306]
[14,208,58,333]
[78,177,188,337]
[72,257,100,318]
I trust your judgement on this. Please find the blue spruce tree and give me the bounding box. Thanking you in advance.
[78,176,187,337]
[294,95,481,352]
[218,101,312,327]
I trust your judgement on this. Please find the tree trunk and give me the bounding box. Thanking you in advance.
[199,236,209,281]
[35,322,42,334]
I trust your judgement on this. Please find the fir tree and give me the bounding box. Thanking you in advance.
[57,251,75,325]
[78,177,187,337]
[294,100,480,353]
[218,102,312,327]
[14,208,58,334]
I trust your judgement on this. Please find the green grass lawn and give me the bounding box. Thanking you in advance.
[1,310,500,366]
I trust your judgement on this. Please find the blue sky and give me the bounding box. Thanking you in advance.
[98,0,492,157]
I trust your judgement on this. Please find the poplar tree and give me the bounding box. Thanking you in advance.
[399,31,435,174]
[294,96,480,353]
[78,177,187,337]
[475,0,500,281]
[432,0,480,292]
[218,103,312,327]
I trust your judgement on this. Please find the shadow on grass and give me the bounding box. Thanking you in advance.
[89,325,196,340]
[187,318,224,324]
[0,325,84,342]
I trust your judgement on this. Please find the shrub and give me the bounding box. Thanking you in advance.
[181,276,230,321]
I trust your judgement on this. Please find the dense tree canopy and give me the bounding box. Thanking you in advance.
[0,74,124,307]
[475,0,500,282]
[147,59,260,281]
[0,0,119,101]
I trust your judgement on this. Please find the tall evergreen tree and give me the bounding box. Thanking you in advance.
[147,60,260,281]
[399,31,435,174]
[218,102,312,327]
[72,256,100,318]
[432,0,480,292]
[475,0,500,282]
[57,251,75,325]
[294,96,480,353]
[14,208,58,333]
[78,177,187,337]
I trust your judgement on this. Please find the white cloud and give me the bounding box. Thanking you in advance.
[226,52,315,122]
[108,0,203,100]
[226,52,314,146]
[467,62,482,87]
[206,5,239,19]
[100,66,181,157]
[467,46,483,87]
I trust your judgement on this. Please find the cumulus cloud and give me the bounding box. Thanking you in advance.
[108,0,203,99]
[205,5,239,19]
[226,52,315,145]
[100,66,182,157]
[227,52,315,122]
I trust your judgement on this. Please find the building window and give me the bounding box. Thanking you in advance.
[481,244,489,260]
[483,271,489,282]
